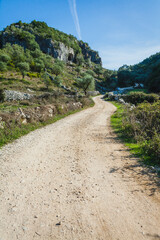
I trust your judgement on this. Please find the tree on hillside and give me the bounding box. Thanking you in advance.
[85,69,95,77]
[34,59,45,73]
[0,62,7,72]
[75,66,81,76]
[42,72,52,90]
[94,65,103,78]
[54,59,65,69]
[76,54,84,66]
[18,62,30,79]
[75,74,95,95]
[52,64,63,76]
[12,44,26,65]
[103,69,113,79]
[85,58,92,67]
[0,53,11,63]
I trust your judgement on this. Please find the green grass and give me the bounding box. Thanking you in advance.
[0,101,94,148]
[110,101,147,161]
[111,101,160,168]
[0,102,40,111]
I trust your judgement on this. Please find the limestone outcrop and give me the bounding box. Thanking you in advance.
[35,37,75,62]
[0,22,102,65]
[79,42,102,65]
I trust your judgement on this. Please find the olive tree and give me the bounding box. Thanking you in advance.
[52,64,63,76]
[0,62,7,72]
[42,72,52,90]
[0,53,11,63]
[75,74,95,95]
[76,54,84,66]
[18,62,30,79]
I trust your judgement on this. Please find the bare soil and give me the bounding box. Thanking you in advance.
[0,96,160,240]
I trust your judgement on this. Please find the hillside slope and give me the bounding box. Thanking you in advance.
[0,20,101,65]
[117,53,160,92]
[0,21,105,95]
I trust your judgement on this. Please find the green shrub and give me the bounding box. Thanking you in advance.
[34,62,44,73]
[54,76,62,87]
[85,69,95,77]
[52,64,63,76]
[122,92,159,105]
[22,79,31,85]
[0,53,11,63]
[0,62,7,71]
[18,62,30,78]
[75,66,81,75]
[76,54,84,66]
[122,101,160,164]
[42,72,51,90]
[94,65,103,77]
[27,72,38,78]
[143,133,160,163]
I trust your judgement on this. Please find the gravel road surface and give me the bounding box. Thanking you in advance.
[0,96,160,240]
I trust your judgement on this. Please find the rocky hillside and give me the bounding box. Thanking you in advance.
[117,53,160,92]
[0,20,107,97]
[0,20,101,65]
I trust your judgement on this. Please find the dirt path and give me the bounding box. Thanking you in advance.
[0,96,160,240]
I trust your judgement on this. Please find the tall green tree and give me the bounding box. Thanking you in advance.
[75,74,95,95]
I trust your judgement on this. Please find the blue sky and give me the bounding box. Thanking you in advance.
[0,0,160,69]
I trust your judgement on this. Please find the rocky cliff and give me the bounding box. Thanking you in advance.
[79,42,102,65]
[35,37,75,62]
[0,21,102,65]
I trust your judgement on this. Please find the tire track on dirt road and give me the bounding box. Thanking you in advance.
[0,96,160,239]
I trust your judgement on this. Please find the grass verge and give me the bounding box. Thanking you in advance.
[0,101,94,148]
[110,101,152,164]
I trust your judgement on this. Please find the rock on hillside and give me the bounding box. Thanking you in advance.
[79,42,102,65]
[0,21,102,65]
[35,37,75,62]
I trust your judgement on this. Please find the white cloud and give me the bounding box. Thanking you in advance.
[68,0,81,39]
[99,44,160,70]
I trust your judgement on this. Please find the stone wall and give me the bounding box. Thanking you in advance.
[4,90,34,101]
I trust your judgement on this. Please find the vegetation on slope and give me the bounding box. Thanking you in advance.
[0,94,94,147]
[109,92,160,166]
[0,20,104,147]
[0,20,81,53]
[0,21,106,94]
[100,52,160,93]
